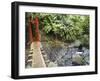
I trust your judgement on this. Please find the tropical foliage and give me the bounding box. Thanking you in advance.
[26,12,89,48]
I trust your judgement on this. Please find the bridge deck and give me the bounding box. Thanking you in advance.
[30,42,46,68]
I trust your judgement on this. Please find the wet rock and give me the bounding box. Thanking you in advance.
[72,54,83,65]
[64,59,72,66]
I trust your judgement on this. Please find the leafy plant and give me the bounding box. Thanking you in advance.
[26,12,89,48]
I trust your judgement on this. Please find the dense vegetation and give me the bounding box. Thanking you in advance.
[26,12,89,48]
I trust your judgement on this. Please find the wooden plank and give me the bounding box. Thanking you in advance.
[30,42,46,68]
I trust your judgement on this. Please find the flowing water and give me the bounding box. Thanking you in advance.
[41,42,89,67]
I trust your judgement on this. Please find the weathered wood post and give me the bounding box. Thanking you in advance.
[28,16,33,43]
